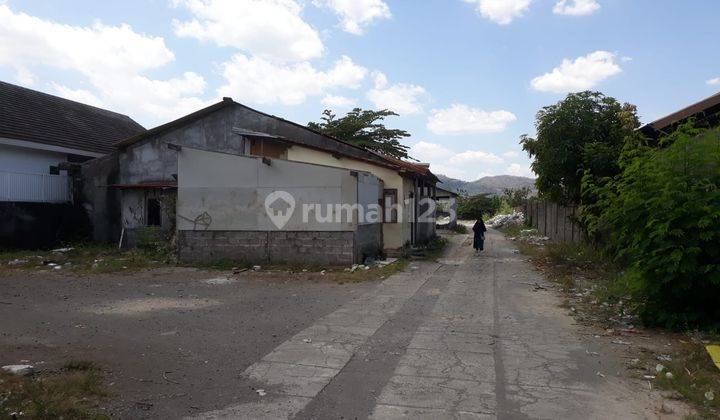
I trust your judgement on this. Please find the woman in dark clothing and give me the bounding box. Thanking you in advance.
[472,217,487,251]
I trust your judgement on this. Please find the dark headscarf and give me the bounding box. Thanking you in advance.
[472,217,487,233]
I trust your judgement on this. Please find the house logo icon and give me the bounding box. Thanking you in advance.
[264,190,296,229]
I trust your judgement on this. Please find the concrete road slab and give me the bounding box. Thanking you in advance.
[376,375,496,413]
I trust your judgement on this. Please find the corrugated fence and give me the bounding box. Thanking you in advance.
[523,200,583,243]
[0,171,72,203]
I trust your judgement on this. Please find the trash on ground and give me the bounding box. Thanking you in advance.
[2,364,34,376]
[51,247,74,253]
[664,372,673,379]
[252,265,261,271]
[256,389,267,397]
[375,258,398,266]
[655,364,665,373]
[302,338,312,344]
[7,259,28,266]
[611,339,632,346]
[487,212,524,229]
[705,390,715,401]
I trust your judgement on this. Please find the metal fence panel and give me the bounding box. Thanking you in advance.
[0,171,72,203]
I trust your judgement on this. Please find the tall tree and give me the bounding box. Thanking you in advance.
[308,108,411,160]
[520,91,640,205]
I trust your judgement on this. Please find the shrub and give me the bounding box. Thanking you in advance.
[599,127,720,329]
[457,194,501,219]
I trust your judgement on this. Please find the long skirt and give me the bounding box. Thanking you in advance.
[473,232,484,250]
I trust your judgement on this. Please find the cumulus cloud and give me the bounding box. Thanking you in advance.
[321,94,356,108]
[427,104,517,135]
[503,150,520,158]
[313,0,391,35]
[218,54,367,106]
[0,5,209,124]
[531,50,622,93]
[409,141,512,181]
[172,0,324,62]
[462,0,533,25]
[707,77,720,86]
[50,83,105,107]
[553,0,600,16]
[449,150,504,165]
[506,163,535,177]
[367,71,426,115]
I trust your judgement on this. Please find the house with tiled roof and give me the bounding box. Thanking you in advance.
[88,98,438,260]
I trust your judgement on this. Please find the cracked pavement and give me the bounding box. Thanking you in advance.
[192,230,666,419]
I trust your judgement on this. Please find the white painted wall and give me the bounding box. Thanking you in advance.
[0,143,68,175]
[177,147,382,232]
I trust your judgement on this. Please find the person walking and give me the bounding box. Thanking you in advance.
[472,217,487,252]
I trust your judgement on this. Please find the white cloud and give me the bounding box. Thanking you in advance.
[449,150,504,165]
[462,0,533,25]
[13,66,36,86]
[172,0,324,62]
[409,141,454,162]
[218,54,366,106]
[502,150,520,158]
[410,141,512,181]
[553,0,600,16]
[321,94,356,108]
[531,51,622,93]
[427,104,517,135]
[367,71,426,115]
[506,163,535,177]
[0,5,209,124]
[51,83,105,107]
[707,77,720,86]
[313,0,391,35]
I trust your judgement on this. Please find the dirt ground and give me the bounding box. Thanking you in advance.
[0,267,377,418]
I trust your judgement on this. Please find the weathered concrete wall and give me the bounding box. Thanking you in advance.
[355,223,383,263]
[119,107,246,184]
[177,147,369,232]
[177,230,355,266]
[287,145,411,249]
[81,153,121,243]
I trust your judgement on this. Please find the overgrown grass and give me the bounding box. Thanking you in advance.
[0,361,109,419]
[420,236,449,262]
[0,243,174,274]
[650,337,720,418]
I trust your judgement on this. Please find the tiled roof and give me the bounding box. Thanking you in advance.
[0,80,145,155]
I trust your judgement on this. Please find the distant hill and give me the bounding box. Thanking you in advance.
[437,174,537,196]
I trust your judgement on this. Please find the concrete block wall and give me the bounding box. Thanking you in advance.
[177,230,356,266]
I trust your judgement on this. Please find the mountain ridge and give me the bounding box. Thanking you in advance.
[436,174,537,196]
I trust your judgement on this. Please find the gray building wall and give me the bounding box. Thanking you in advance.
[176,148,382,265]
[81,153,121,243]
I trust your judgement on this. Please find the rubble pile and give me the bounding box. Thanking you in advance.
[508,228,550,246]
[487,212,525,229]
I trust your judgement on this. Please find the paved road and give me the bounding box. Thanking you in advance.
[193,231,661,419]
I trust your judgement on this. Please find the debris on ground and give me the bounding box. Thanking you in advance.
[487,212,524,229]
[51,247,75,253]
[7,259,28,266]
[256,389,267,397]
[375,258,398,267]
[2,364,34,376]
[706,390,715,401]
[252,265,261,271]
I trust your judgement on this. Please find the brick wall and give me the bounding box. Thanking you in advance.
[177,230,356,266]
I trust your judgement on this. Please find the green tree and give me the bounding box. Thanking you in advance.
[521,91,640,206]
[308,108,411,160]
[502,187,532,208]
[457,194,501,220]
[597,125,720,329]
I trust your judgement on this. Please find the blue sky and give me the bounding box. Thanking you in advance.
[1,0,719,180]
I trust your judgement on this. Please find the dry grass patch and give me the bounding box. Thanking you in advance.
[0,361,109,419]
